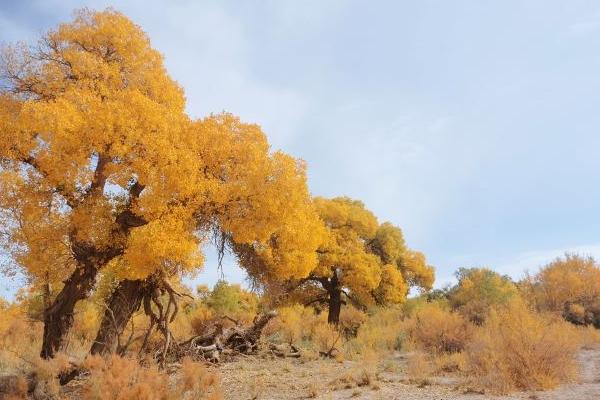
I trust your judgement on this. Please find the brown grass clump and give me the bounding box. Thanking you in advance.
[466,299,580,394]
[407,303,471,353]
[405,352,433,386]
[81,355,221,400]
[313,318,344,357]
[432,351,467,374]
[329,362,379,391]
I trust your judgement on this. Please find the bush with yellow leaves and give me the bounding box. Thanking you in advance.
[82,355,222,400]
[345,307,405,358]
[406,302,471,353]
[265,304,318,346]
[0,300,42,373]
[466,299,580,394]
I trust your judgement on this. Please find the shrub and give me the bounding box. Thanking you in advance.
[312,317,343,356]
[448,268,518,325]
[405,352,433,385]
[521,253,600,327]
[407,303,471,353]
[345,307,404,357]
[338,305,368,337]
[466,299,580,394]
[266,304,317,346]
[82,355,221,400]
[0,302,42,373]
[198,281,258,324]
[188,303,215,336]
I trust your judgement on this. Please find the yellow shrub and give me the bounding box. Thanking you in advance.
[267,305,318,346]
[0,302,42,372]
[72,301,101,344]
[338,305,367,337]
[408,303,471,353]
[312,318,343,355]
[432,351,467,374]
[82,355,221,399]
[405,352,433,385]
[466,299,580,394]
[345,307,405,357]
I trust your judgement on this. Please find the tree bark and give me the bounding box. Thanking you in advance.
[328,285,342,325]
[39,181,145,359]
[91,279,145,356]
[40,263,99,359]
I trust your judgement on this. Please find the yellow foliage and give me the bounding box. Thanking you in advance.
[466,299,580,394]
[449,267,518,324]
[521,253,600,326]
[122,211,203,279]
[338,305,368,337]
[345,307,405,357]
[398,250,435,291]
[269,305,318,345]
[0,9,322,301]
[406,303,471,353]
[294,197,435,323]
[82,355,222,399]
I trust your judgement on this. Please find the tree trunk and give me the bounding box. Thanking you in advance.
[328,286,342,325]
[91,279,145,356]
[40,263,99,359]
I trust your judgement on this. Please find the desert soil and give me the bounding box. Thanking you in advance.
[216,349,600,400]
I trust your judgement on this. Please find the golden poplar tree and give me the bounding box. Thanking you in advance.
[291,197,434,324]
[91,114,324,355]
[0,9,322,358]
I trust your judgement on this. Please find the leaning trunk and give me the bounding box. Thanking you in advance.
[91,279,146,356]
[327,287,342,325]
[41,263,99,359]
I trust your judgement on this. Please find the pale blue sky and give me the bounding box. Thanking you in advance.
[2,1,600,296]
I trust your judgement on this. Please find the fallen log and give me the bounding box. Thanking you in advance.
[161,311,278,363]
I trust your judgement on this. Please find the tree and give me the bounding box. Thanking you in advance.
[203,281,257,316]
[0,9,196,358]
[449,267,518,324]
[290,197,435,324]
[90,113,324,356]
[521,253,600,326]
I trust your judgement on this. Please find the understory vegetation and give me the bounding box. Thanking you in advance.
[2,254,600,398]
[0,8,599,400]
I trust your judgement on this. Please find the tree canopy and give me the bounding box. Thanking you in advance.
[290,197,435,323]
[0,9,322,357]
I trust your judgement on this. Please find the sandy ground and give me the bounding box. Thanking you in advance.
[216,349,600,400]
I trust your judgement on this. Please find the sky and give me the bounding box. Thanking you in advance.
[1,0,600,296]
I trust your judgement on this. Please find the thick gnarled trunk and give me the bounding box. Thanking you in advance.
[41,263,99,359]
[91,279,145,356]
[327,286,342,325]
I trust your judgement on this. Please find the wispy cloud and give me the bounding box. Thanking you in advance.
[497,243,600,280]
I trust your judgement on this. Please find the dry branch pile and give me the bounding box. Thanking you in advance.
[159,311,302,364]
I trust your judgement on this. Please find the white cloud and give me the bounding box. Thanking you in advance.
[497,243,600,280]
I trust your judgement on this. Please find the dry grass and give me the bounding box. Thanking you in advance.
[405,352,433,386]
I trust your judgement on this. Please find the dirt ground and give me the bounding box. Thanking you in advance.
[215,349,600,400]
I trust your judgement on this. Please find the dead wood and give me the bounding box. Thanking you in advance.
[158,311,279,363]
